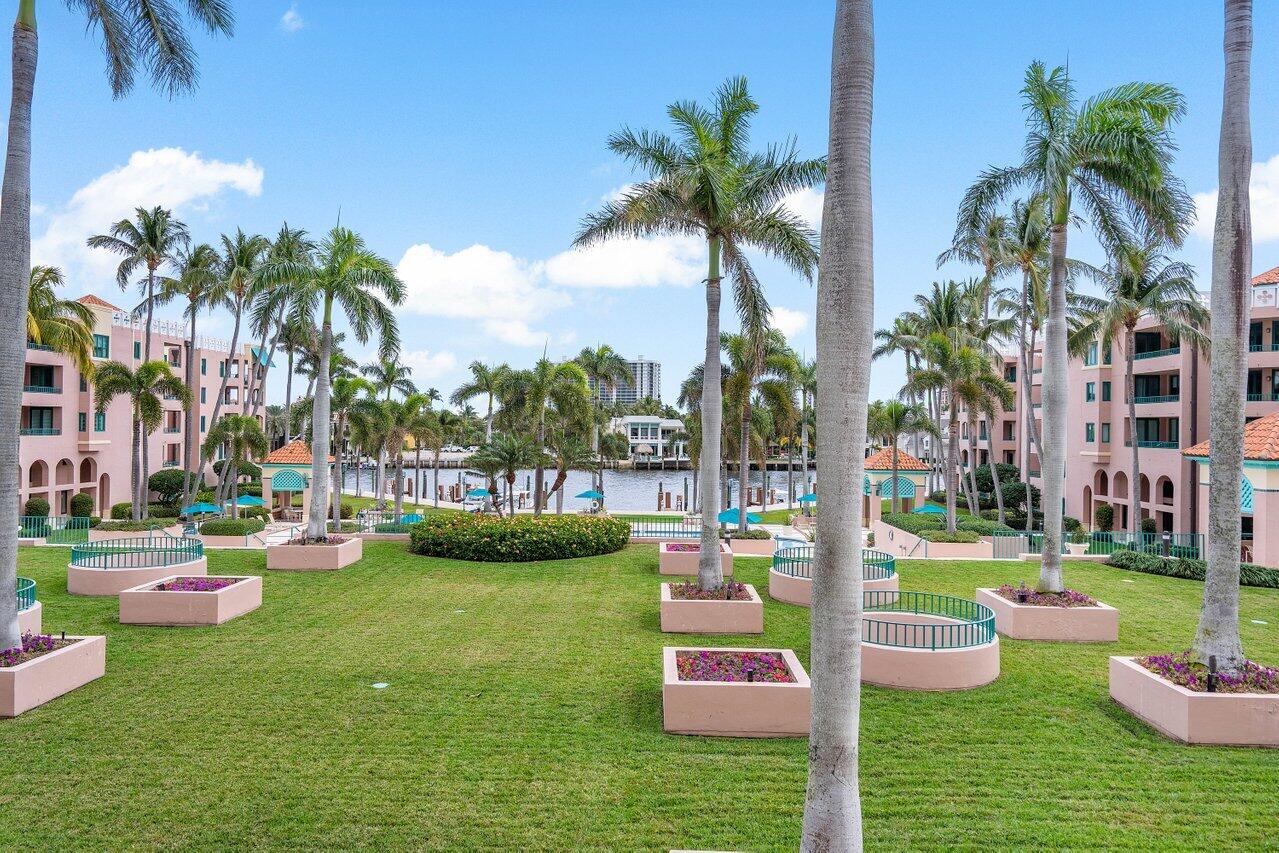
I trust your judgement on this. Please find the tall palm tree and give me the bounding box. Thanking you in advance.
[92,360,191,521]
[156,240,224,506]
[546,433,596,515]
[26,265,94,375]
[872,316,925,463]
[329,376,380,528]
[362,356,417,499]
[794,357,818,491]
[575,345,631,492]
[802,1,871,845]
[259,226,404,542]
[1072,235,1207,534]
[0,0,234,651]
[867,401,936,514]
[380,393,430,520]
[507,357,590,516]
[410,407,443,510]
[245,225,314,421]
[203,414,267,520]
[937,207,1010,322]
[450,360,509,443]
[475,435,540,516]
[575,76,823,591]
[1195,0,1252,673]
[277,316,316,444]
[957,62,1192,591]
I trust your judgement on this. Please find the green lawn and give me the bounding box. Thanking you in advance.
[4,545,1278,849]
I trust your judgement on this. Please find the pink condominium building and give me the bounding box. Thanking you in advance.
[20,295,266,517]
[956,266,1279,564]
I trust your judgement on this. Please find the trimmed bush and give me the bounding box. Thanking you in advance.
[70,492,94,518]
[233,505,271,522]
[242,483,263,497]
[148,469,187,503]
[200,518,266,537]
[195,489,216,502]
[881,511,1014,537]
[89,516,102,528]
[919,529,981,543]
[721,529,772,540]
[1140,517,1158,534]
[214,459,261,480]
[1109,548,1279,589]
[22,497,49,517]
[1095,503,1114,532]
[974,462,1021,493]
[1063,516,1082,534]
[409,514,630,562]
[96,519,179,532]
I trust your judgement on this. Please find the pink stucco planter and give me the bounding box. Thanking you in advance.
[0,635,106,718]
[658,542,733,576]
[67,557,208,597]
[17,602,41,636]
[1109,656,1279,747]
[266,536,363,571]
[769,569,899,607]
[728,537,776,557]
[659,583,764,634]
[662,647,810,737]
[859,600,1000,691]
[119,576,263,626]
[976,588,1119,642]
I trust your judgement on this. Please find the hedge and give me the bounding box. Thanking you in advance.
[919,529,981,543]
[722,529,772,540]
[881,511,1014,537]
[113,502,180,520]
[22,497,49,517]
[1108,548,1279,589]
[96,519,180,532]
[409,514,630,562]
[200,518,266,537]
[70,492,94,518]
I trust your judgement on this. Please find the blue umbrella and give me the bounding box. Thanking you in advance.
[798,492,818,504]
[575,489,605,500]
[232,495,265,507]
[717,508,762,524]
[913,504,947,514]
[401,513,424,523]
[181,502,220,515]
[466,488,490,499]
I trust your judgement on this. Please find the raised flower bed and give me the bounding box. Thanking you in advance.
[657,541,733,576]
[662,647,810,737]
[1109,653,1279,746]
[119,576,263,626]
[975,584,1118,642]
[769,545,898,607]
[67,537,207,596]
[659,581,763,634]
[860,591,1000,691]
[0,634,106,717]
[16,577,40,636]
[726,531,777,557]
[267,535,363,571]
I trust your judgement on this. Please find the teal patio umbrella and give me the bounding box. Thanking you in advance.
[913,504,946,515]
[466,488,490,499]
[181,502,220,516]
[232,495,265,507]
[575,490,605,500]
[798,493,818,504]
[717,508,762,525]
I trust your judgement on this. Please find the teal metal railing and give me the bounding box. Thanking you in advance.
[20,427,60,436]
[992,530,1201,559]
[16,577,35,611]
[18,515,90,544]
[1133,394,1180,404]
[347,510,427,534]
[1133,346,1180,360]
[70,536,203,569]
[1123,440,1179,449]
[862,590,995,650]
[629,519,703,539]
[22,384,60,394]
[772,545,896,581]
[1247,393,1279,402]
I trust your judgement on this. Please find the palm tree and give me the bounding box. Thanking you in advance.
[937,207,1010,321]
[450,361,509,443]
[575,345,631,491]
[507,358,590,516]
[872,316,925,465]
[26,266,94,375]
[330,378,381,530]
[867,401,936,514]
[259,227,404,542]
[277,316,316,444]
[546,433,596,514]
[792,357,817,492]
[574,76,823,591]
[381,393,430,520]
[465,451,506,516]
[1072,235,1207,535]
[362,356,418,500]
[156,240,224,506]
[203,414,267,520]
[410,407,443,510]
[475,435,540,516]
[1195,0,1252,673]
[802,1,871,844]
[0,0,233,651]
[957,61,1193,592]
[92,360,192,521]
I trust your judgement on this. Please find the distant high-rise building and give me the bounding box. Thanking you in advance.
[589,356,661,405]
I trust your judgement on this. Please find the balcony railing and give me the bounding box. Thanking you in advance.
[1133,394,1180,404]
[22,384,60,394]
[164,426,181,433]
[1124,440,1179,449]
[1133,346,1180,361]
[25,341,55,351]
[1246,393,1279,402]
[162,460,180,468]
[1247,343,1279,352]
[20,427,60,436]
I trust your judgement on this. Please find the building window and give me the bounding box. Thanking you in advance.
[200,415,206,432]
[1004,364,1017,383]
[200,387,206,404]
[92,334,109,359]
[1084,342,1098,366]
[1101,381,1112,402]
[1167,418,1180,445]
[94,412,106,432]
[134,341,141,359]
[1103,343,1112,365]
[1085,422,1095,443]
[219,361,225,378]
[201,358,207,376]
[1169,374,1180,397]
[78,412,87,432]
[1085,382,1096,403]
[1101,422,1111,443]
[1003,421,1014,441]
[79,376,87,392]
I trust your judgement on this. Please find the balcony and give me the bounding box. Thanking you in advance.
[1133,346,1180,361]
[25,341,55,352]
[1248,343,1279,352]
[20,427,60,436]
[1133,395,1180,404]
[162,460,180,468]
[22,384,61,394]
[164,426,181,434]
[1124,440,1179,449]
[1247,393,1279,402]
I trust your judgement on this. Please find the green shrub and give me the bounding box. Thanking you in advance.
[213,459,261,480]
[721,529,771,540]
[409,514,630,562]
[69,492,94,518]
[919,529,981,543]
[328,521,361,533]
[96,519,179,532]
[1062,516,1082,534]
[147,469,187,503]
[199,518,266,537]
[232,505,271,523]
[22,497,49,517]
[1095,503,1114,532]
[1140,517,1158,534]
[89,516,102,528]
[241,483,263,497]
[195,489,216,502]
[881,512,1014,537]
[974,462,1021,493]
[1108,548,1279,589]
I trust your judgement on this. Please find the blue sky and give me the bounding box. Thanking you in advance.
[20,1,1279,406]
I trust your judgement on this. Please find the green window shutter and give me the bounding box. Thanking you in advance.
[201,358,207,375]
[78,412,87,432]
[92,334,109,359]
[94,412,106,432]
[133,341,141,359]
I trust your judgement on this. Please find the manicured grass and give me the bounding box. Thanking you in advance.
[294,494,458,516]
[4,547,1277,848]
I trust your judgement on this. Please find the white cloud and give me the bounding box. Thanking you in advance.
[280,3,304,33]
[779,187,824,233]
[33,147,263,283]
[397,242,568,322]
[544,234,704,288]
[1192,153,1279,242]
[769,306,809,339]
[483,319,549,347]
[401,349,457,382]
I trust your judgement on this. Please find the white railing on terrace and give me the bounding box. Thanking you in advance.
[111,312,232,354]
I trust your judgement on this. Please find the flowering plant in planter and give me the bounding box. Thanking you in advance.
[1138,650,1279,694]
[675,649,795,683]
[293,535,348,546]
[0,633,71,668]
[995,582,1097,608]
[154,577,241,592]
[669,581,752,601]
[665,543,701,552]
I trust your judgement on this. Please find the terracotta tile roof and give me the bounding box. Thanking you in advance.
[863,447,929,471]
[1183,411,1279,461]
[264,439,333,465]
[76,294,122,311]
[1253,266,1279,285]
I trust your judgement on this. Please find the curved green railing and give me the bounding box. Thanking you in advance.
[16,577,35,611]
[772,545,896,581]
[862,590,995,650]
[70,536,203,569]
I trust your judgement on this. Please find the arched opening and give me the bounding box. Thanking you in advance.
[1082,485,1093,528]
[98,473,111,515]
[79,458,96,484]
[55,458,74,486]
[1155,476,1174,506]
[1139,474,1151,505]
[1094,470,1108,497]
[1113,471,1129,500]
[27,460,48,488]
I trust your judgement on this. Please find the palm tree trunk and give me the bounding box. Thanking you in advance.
[1125,326,1143,535]
[181,300,198,508]
[946,410,959,534]
[533,417,546,517]
[484,394,493,443]
[987,430,1006,524]
[787,436,794,510]
[394,452,404,519]
[414,445,423,509]
[1038,222,1069,592]
[799,389,810,488]
[891,448,899,514]
[1022,322,1043,531]
[1194,0,1251,671]
[0,0,36,649]
[697,235,725,591]
[965,420,980,515]
[737,401,751,533]
[140,268,155,513]
[307,301,333,541]
[433,449,441,508]
[131,413,143,520]
[802,0,870,844]
[284,350,294,443]
[230,461,239,519]
[207,305,242,493]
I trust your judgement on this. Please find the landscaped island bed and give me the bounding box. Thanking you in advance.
[3,547,1277,848]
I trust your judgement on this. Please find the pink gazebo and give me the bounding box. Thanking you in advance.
[1183,411,1279,568]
